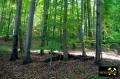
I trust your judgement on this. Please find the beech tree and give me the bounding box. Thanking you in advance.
[81,0,86,56]
[95,0,102,65]
[40,0,50,55]
[23,0,36,64]
[10,0,22,61]
[0,0,6,33]
[63,0,68,60]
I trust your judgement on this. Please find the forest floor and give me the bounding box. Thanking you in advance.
[0,38,120,79]
[0,52,120,79]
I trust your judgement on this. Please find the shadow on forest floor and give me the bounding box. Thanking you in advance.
[0,52,120,79]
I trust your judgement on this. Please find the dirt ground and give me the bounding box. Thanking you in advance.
[0,53,120,79]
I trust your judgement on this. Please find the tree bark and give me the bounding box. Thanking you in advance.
[23,0,36,64]
[0,0,6,34]
[93,0,96,39]
[63,0,68,60]
[81,0,86,56]
[6,0,12,38]
[18,28,24,53]
[40,0,50,55]
[52,0,57,39]
[59,0,63,50]
[10,0,22,61]
[87,0,92,37]
[95,0,102,65]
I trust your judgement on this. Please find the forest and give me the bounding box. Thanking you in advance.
[0,0,120,79]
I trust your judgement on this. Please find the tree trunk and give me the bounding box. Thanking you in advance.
[52,0,57,39]
[63,0,68,60]
[95,0,102,65]
[59,0,63,50]
[6,0,12,38]
[10,0,22,61]
[6,10,12,38]
[0,0,6,34]
[40,0,50,55]
[93,0,96,40]
[18,28,24,53]
[23,0,36,64]
[81,0,86,56]
[87,0,92,37]
[117,43,120,55]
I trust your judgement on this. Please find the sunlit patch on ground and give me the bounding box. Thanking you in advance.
[31,50,120,61]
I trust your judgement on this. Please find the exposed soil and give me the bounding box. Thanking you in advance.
[0,53,120,79]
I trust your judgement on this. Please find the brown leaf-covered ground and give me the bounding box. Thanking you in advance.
[0,53,120,79]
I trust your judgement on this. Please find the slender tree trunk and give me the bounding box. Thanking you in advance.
[63,0,68,60]
[10,0,22,61]
[23,0,36,64]
[81,0,86,56]
[52,0,57,39]
[95,0,101,65]
[76,0,81,40]
[87,0,93,48]
[51,0,57,49]
[84,0,88,38]
[93,0,96,40]
[76,0,80,24]
[0,0,6,34]
[87,0,92,37]
[48,0,57,78]
[71,0,75,25]
[6,0,12,38]
[6,11,12,38]
[40,0,50,55]
[47,0,51,46]
[59,0,63,50]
